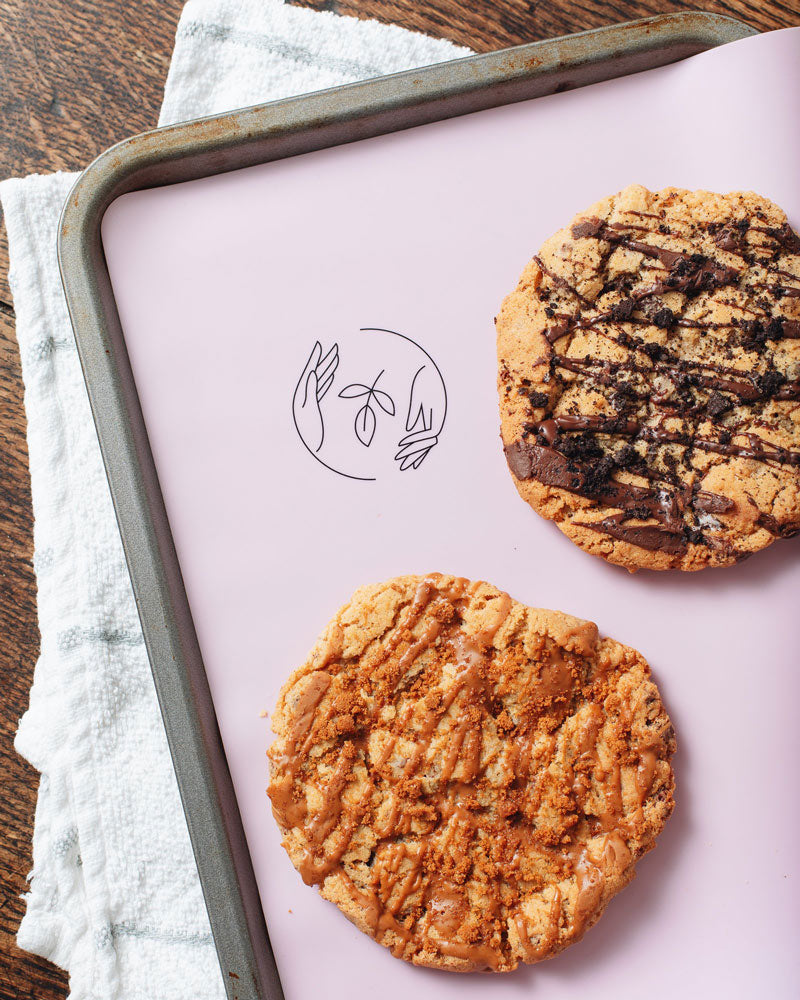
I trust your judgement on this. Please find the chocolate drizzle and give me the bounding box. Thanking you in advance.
[507,204,800,557]
[268,577,673,971]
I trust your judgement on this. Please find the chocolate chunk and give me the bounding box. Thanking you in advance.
[764,316,788,341]
[652,307,675,329]
[611,381,637,409]
[582,454,616,494]
[758,512,800,538]
[504,441,584,491]
[615,444,638,468]
[665,257,691,285]
[527,390,550,407]
[693,489,735,515]
[608,298,635,322]
[706,392,732,419]
[571,217,604,239]
[544,319,571,344]
[781,318,800,339]
[589,517,688,555]
[664,254,738,295]
[769,222,800,254]
[641,341,664,362]
[755,370,787,397]
[740,319,768,351]
[714,227,744,253]
[557,432,604,463]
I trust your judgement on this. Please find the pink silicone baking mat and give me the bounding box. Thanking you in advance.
[102,26,800,1000]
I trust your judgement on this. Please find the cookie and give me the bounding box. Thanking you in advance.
[497,184,800,571]
[267,573,675,972]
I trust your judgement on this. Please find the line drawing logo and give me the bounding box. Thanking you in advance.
[292,327,447,481]
[338,369,395,448]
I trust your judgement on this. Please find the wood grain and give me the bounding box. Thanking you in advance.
[0,2,797,998]
[290,0,799,50]
[0,4,184,998]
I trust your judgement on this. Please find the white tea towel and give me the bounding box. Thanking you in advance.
[1,3,469,998]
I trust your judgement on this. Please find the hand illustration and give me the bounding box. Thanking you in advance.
[395,426,439,470]
[292,341,339,453]
[395,363,445,470]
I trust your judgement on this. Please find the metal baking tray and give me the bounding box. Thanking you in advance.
[57,12,756,1000]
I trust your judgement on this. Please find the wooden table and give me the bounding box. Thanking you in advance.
[0,1,796,996]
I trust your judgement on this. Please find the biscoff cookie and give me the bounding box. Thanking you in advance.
[267,573,675,972]
[497,184,800,571]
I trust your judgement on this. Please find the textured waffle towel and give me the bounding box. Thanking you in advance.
[0,3,468,997]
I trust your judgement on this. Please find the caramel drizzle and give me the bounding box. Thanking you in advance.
[514,888,562,962]
[269,577,665,970]
[507,210,800,554]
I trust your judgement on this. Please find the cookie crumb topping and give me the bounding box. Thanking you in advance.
[268,574,675,971]
[498,185,800,570]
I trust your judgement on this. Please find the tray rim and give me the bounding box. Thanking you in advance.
[56,11,756,1000]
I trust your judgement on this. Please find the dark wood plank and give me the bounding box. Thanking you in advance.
[0,3,185,998]
[0,303,62,1000]
[290,0,799,50]
[0,2,797,998]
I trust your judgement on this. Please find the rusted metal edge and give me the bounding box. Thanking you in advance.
[56,12,755,1000]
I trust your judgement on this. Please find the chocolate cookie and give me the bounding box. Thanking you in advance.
[497,184,800,571]
[267,574,675,972]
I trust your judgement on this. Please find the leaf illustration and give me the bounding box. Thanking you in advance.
[338,383,371,399]
[355,403,377,447]
[371,389,396,415]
